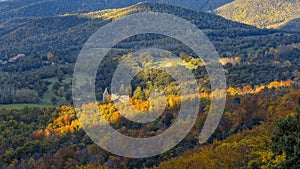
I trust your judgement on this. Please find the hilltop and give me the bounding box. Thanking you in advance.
[0,2,255,61]
[0,0,232,25]
[215,0,300,30]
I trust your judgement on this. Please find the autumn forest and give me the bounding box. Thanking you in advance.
[0,1,300,169]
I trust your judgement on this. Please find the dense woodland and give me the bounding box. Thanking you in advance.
[0,2,300,169]
[1,84,300,168]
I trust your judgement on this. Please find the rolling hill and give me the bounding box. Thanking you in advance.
[0,2,256,61]
[0,2,299,106]
[1,2,300,169]
[215,0,300,30]
[0,0,232,24]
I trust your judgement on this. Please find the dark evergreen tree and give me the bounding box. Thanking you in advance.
[271,108,300,168]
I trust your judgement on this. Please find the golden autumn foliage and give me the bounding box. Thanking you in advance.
[80,5,139,21]
[156,123,286,169]
[216,0,300,29]
[156,87,300,169]
[220,57,241,66]
[42,106,81,137]
[227,80,293,95]
[20,84,299,168]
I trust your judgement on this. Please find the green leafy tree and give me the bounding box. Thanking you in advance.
[270,108,300,168]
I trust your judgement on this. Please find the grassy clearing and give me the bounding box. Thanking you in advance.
[41,75,72,105]
[0,75,72,109]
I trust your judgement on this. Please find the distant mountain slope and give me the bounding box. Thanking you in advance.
[280,18,300,31]
[0,2,256,61]
[215,0,300,29]
[1,2,300,107]
[0,0,232,23]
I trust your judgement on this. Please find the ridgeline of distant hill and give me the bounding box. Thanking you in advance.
[215,0,300,29]
[215,0,300,30]
[0,2,256,62]
[280,18,300,31]
[0,0,231,24]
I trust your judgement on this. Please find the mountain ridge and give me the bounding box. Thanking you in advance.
[0,2,257,61]
[280,18,300,31]
[215,0,300,30]
[1,2,299,106]
[0,0,232,23]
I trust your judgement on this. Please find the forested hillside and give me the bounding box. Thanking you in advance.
[0,2,300,168]
[0,0,231,26]
[215,0,300,30]
[1,3,300,105]
[0,2,253,62]
[1,83,299,168]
